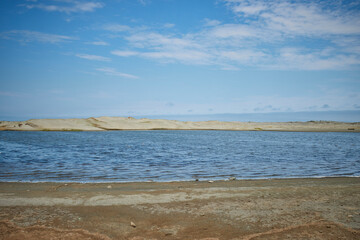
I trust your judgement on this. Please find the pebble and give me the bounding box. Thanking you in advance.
[130,221,136,228]
[228,177,236,181]
[107,185,112,189]
[208,181,214,183]
[348,215,353,218]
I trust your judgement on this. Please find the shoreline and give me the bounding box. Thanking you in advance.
[1,116,359,132]
[2,128,360,132]
[1,177,359,239]
[1,175,359,184]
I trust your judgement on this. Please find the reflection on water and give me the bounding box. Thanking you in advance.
[0,131,359,182]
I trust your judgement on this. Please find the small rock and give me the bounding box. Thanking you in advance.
[228,177,236,181]
[348,215,353,218]
[130,221,136,228]
[195,178,199,181]
[208,181,214,183]
[107,185,112,189]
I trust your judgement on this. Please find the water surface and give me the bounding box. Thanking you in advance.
[0,131,359,182]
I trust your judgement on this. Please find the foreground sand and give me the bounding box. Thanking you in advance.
[1,116,359,132]
[0,178,359,239]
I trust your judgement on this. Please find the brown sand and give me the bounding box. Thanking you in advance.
[0,178,359,239]
[0,117,359,132]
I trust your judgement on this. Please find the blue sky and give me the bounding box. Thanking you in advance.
[0,0,360,121]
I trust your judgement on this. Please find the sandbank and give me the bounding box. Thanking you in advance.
[0,116,359,132]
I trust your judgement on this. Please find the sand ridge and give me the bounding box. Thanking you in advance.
[0,116,359,132]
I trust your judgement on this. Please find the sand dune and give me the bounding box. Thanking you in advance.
[0,116,359,132]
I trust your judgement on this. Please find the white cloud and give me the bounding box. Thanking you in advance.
[87,41,109,46]
[111,50,139,57]
[232,2,267,16]
[21,1,104,14]
[126,32,197,49]
[96,67,138,79]
[112,49,211,64]
[107,1,360,70]
[141,50,211,64]
[0,91,23,97]
[208,24,256,39]
[111,25,360,69]
[219,50,267,64]
[120,32,213,64]
[203,18,221,27]
[163,23,175,28]
[224,0,360,36]
[103,24,130,32]
[267,47,360,70]
[0,30,74,43]
[76,54,111,61]
[138,0,150,6]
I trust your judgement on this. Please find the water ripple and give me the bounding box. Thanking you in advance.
[0,131,359,182]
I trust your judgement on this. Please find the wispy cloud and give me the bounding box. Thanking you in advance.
[0,30,74,43]
[138,0,150,6]
[108,0,360,70]
[20,0,104,14]
[96,67,138,79]
[76,53,111,61]
[225,0,360,36]
[203,18,221,27]
[114,32,212,65]
[103,24,130,32]
[112,48,211,65]
[268,47,360,70]
[111,50,139,57]
[163,23,175,28]
[87,41,109,46]
[0,91,23,97]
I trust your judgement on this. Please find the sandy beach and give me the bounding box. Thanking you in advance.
[0,178,359,239]
[0,117,359,132]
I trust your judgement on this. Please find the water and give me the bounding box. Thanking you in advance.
[0,131,359,182]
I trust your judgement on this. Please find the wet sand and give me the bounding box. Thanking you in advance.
[1,117,359,132]
[0,177,359,239]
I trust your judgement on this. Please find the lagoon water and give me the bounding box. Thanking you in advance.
[0,131,359,182]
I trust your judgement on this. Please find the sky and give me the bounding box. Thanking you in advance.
[0,0,360,121]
